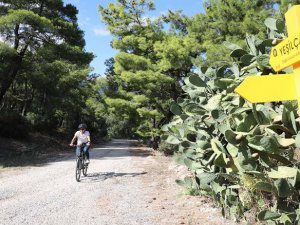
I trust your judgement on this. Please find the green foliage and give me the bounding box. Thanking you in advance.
[0,0,104,139]
[157,140,175,155]
[189,0,280,67]
[0,113,30,139]
[99,0,194,139]
[0,9,54,32]
[98,0,289,141]
[163,15,300,223]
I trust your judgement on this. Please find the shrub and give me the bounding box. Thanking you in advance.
[162,18,300,224]
[158,140,176,155]
[0,113,30,139]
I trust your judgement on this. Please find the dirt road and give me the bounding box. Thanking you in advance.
[0,140,235,225]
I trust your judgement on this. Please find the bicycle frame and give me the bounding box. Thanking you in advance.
[75,146,88,182]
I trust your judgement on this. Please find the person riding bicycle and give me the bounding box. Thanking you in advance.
[69,123,91,164]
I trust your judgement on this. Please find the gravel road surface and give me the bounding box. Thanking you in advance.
[0,139,236,225]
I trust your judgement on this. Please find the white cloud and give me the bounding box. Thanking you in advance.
[93,28,110,36]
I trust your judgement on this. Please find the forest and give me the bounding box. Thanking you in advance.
[2,0,300,223]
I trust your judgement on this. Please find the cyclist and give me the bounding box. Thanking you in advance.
[69,123,91,163]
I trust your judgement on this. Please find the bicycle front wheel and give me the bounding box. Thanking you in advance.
[82,158,88,176]
[76,158,81,182]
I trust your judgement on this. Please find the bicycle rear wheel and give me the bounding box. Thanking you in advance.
[76,158,81,182]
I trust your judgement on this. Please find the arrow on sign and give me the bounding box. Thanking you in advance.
[234,74,297,103]
[235,5,300,110]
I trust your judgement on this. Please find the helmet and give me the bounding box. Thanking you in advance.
[78,123,87,130]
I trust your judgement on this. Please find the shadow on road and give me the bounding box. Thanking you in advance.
[0,139,151,169]
[80,171,147,183]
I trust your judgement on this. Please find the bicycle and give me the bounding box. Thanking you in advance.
[75,145,89,182]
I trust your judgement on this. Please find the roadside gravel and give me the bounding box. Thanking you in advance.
[0,139,237,225]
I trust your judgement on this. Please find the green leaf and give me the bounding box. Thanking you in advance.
[291,111,297,133]
[268,153,291,166]
[211,109,226,122]
[264,18,277,30]
[275,179,293,197]
[189,75,207,87]
[227,143,238,157]
[185,103,206,115]
[276,19,285,33]
[211,181,226,193]
[177,97,184,104]
[214,153,228,168]
[175,179,185,187]
[200,66,208,74]
[161,126,169,132]
[236,113,257,132]
[223,41,242,51]
[211,139,226,154]
[183,158,194,169]
[225,130,240,145]
[248,135,280,153]
[237,145,258,171]
[181,141,191,147]
[214,78,234,90]
[258,210,281,221]
[180,114,189,120]
[216,66,226,78]
[268,167,298,179]
[176,177,193,188]
[230,49,248,58]
[241,54,255,66]
[184,176,193,187]
[277,138,295,147]
[196,172,216,190]
[218,123,230,134]
[296,133,300,148]
[246,34,257,56]
[261,39,274,47]
[267,124,293,135]
[165,135,181,144]
[279,213,292,225]
[255,181,274,192]
[170,102,182,115]
[187,133,197,142]
[259,152,274,168]
[256,54,271,69]
[230,63,240,78]
[206,94,222,111]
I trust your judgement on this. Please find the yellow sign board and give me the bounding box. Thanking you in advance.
[235,74,297,103]
[269,34,300,71]
[235,5,300,109]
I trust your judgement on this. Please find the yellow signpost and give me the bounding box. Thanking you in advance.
[234,74,297,102]
[269,34,300,72]
[235,5,300,108]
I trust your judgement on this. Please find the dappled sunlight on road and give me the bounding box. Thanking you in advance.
[94,147,145,150]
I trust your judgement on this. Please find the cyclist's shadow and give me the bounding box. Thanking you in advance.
[80,171,147,183]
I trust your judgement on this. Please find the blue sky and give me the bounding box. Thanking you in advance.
[63,0,204,75]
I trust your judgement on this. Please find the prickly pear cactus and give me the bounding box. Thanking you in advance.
[163,18,300,223]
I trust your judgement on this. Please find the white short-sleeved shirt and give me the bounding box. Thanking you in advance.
[75,130,90,146]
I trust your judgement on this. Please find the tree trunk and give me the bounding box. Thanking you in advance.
[21,102,27,116]
[0,23,29,104]
[21,78,28,116]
